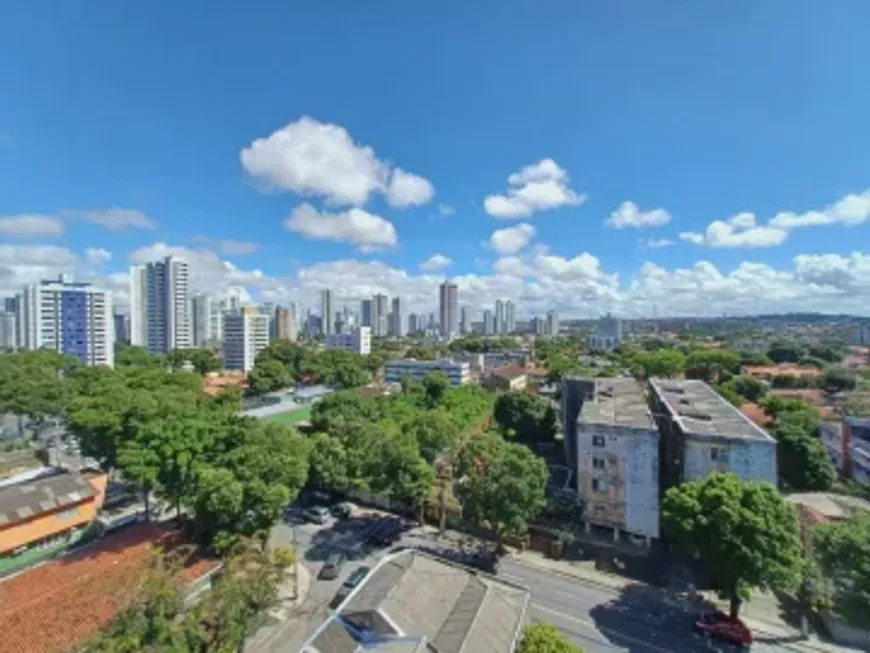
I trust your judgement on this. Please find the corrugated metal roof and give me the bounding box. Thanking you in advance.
[0,470,96,526]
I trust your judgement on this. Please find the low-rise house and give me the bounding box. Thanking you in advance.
[819,417,870,486]
[484,365,528,392]
[384,359,471,386]
[301,549,530,653]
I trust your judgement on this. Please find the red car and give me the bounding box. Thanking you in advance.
[694,611,753,649]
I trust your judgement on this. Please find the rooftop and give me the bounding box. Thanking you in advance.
[650,378,775,442]
[578,378,655,430]
[492,365,527,381]
[302,550,529,653]
[0,469,100,526]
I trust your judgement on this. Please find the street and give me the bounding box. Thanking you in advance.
[255,505,812,653]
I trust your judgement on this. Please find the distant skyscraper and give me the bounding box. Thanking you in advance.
[389,297,405,337]
[274,306,297,341]
[21,274,114,366]
[439,280,459,338]
[113,312,129,345]
[505,301,516,334]
[223,306,270,372]
[321,290,334,337]
[360,299,373,328]
[495,300,505,335]
[546,310,560,338]
[408,313,419,334]
[130,255,191,354]
[0,310,16,350]
[483,309,495,335]
[460,307,472,335]
[531,315,546,336]
[191,294,214,348]
[373,293,389,337]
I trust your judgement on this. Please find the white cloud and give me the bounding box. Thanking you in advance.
[492,256,533,277]
[283,203,398,252]
[641,238,675,249]
[484,158,586,219]
[84,247,112,265]
[0,214,65,237]
[487,223,537,255]
[605,201,671,229]
[217,240,258,256]
[63,207,158,231]
[679,212,788,248]
[0,245,80,297]
[437,204,455,215]
[420,254,452,272]
[240,116,434,208]
[769,190,870,229]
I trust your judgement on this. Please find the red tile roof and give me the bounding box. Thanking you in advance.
[0,522,217,653]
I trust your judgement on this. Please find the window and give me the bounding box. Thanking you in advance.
[710,447,728,462]
[592,477,611,493]
[592,457,606,469]
[592,435,606,448]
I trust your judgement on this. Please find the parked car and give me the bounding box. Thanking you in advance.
[467,549,500,574]
[329,565,370,608]
[370,518,403,546]
[302,506,331,524]
[319,552,346,580]
[331,502,353,519]
[694,611,753,649]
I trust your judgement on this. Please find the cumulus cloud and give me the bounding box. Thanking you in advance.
[492,256,533,277]
[769,190,870,230]
[0,214,65,237]
[84,247,112,265]
[240,116,434,208]
[605,201,671,229]
[217,240,258,256]
[63,207,158,231]
[487,223,537,255]
[484,158,586,219]
[0,245,80,297]
[680,212,788,248]
[420,254,453,272]
[283,203,398,252]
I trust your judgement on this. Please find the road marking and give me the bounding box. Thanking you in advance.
[531,603,677,653]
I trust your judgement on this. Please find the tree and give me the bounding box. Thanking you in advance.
[248,359,293,394]
[421,371,450,408]
[308,432,351,490]
[493,392,558,444]
[407,410,461,464]
[662,473,803,617]
[167,348,222,375]
[685,349,741,384]
[822,367,858,393]
[310,390,381,432]
[725,375,768,402]
[812,510,870,627]
[374,432,436,518]
[518,622,583,653]
[774,422,836,491]
[456,433,548,548]
[767,342,804,364]
[632,349,686,379]
[114,344,166,369]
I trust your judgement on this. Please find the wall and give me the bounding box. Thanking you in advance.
[683,437,777,485]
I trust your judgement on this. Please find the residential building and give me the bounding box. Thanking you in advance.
[191,293,213,347]
[384,358,471,386]
[321,290,334,337]
[301,549,529,653]
[389,296,405,337]
[360,299,372,328]
[820,417,870,487]
[563,377,660,542]
[129,256,191,354]
[505,300,516,334]
[326,326,371,356]
[483,309,495,335]
[484,365,528,392]
[649,378,778,488]
[372,293,389,337]
[460,306,472,335]
[495,299,505,335]
[849,325,870,346]
[0,468,108,571]
[546,310,560,338]
[223,306,270,372]
[0,310,16,350]
[438,280,458,338]
[588,313,622,351]
[113,312,129,345]
[20,274,114,367]
[408,313,419,334]
[274,306,297,341]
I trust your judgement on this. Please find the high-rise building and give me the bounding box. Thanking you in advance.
[546,311,560,338]
[129,256,191,354]
[460,307,472,335]
[495,300,505,335]
[223,306,270,372]
[588,313,622,351]
[530,315,546,336]
[360,299,373,328]
[0,310,16,350]
[326,326,371,356]
[20,274,114,367]
[321,290,334,337]
[373,293,389,337]
[483,309,495,335]
[191,294,214,348]
[408,313,419,334]
[389,297,405,337]
[274,306,297,341]
[438,280,458,338]
[505,301,516,334]
[113,312,129,345]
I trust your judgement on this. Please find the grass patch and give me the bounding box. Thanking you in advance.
[265,405,313,426]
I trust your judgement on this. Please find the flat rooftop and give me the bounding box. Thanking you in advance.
[579,378,655,430]
[0,469,99,526]
[650,378,775,442]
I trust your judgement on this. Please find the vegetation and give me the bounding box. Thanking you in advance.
[493,391,559,445]
[821,366,858,393]
[630,349,685,379]
[518,622,583,653]
[662,473,803,617]
[811,510,870,627]
[248,340,372,394]
[448,336,517,353]
[684,348,741,384]
[167,348,222,375]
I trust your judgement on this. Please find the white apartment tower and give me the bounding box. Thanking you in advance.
[505,301,516,334]
[321,290,334,337]
[438,280,458,338]
[20,274,114,367]
[326,326,372,356]
[130,256,192,354]
[495,300,505,335]
[460,307,472,335]
[223,306,270,372]
[372,293,389,337]
[389,297,405,338]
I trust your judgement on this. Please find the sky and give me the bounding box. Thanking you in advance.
[2,1,870,318]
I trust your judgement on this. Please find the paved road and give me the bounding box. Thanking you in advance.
[261,508,814,653]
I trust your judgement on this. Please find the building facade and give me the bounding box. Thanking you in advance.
[274,306,297,341]
[372,293,389,337]
[360,299,372,328]
[321,290,334,337]
[588,314,622,351]
[495,300,505,335]
[223,307,270,372]
[649,378,778,488]
[326,326,371,356]
[384,358,470,386]
[129,256,192,354]
[546,311,560,338]
[505,300,516,334]
[438,280,458,338]
[389,297,405,338]
[483,309,495,335]
[820,417,870,487]
[20,274,114,366]
[460,307,472,335]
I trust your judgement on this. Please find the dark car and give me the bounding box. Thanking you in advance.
[331,502,353,519]
[319,552,346,581]
[370,519,403,547]
[329,566,370,608]
[467,550,500,574]
[302,506,331,524]
[694,611,753,649]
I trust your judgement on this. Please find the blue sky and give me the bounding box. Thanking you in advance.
[2,1,870,316]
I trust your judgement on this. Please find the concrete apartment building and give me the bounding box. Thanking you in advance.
[588,313,622,351]
[384,358,470,386]
[820,417,870,486]
[438,280,458,338]
[326,326,371,356]
[562,378,660,542]
[129,256,192,354]
[223,306,270,372]
[649,378,778,488]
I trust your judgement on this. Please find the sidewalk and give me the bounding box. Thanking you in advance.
[509,549,861,653]
[246,562,314,651]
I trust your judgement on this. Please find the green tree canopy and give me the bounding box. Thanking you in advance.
[812,510,870,627]
[774,422,836,492]
[518,622,583,653]
[493,391,559,444]
[662,472,803,617]
[822,367,858,393]
[722,374,768,403]
[632,349,686,379]
[684,349,741,384]
[248,359,293,394]
[767,342,804,364]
